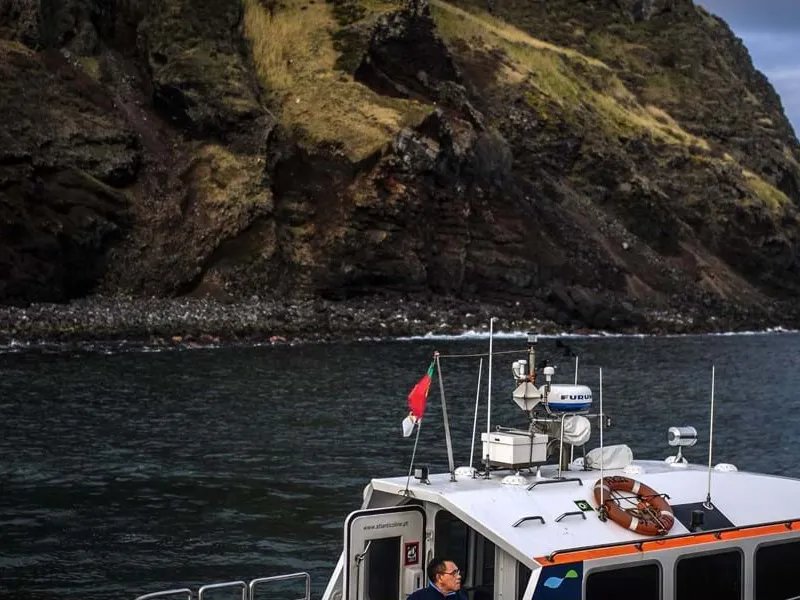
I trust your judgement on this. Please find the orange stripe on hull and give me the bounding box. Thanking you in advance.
[535,520,800,565]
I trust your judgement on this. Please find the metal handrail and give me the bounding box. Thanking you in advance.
[555,511,587,523]
[135,571,311,600]
[249,572,311,600]
[135,589,192,600]
[527,477,583,491]
[198,581,247,600]
[513,515,546,527]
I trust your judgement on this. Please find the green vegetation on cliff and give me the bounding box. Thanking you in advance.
[430,0,708,150]
[243,0,430,161]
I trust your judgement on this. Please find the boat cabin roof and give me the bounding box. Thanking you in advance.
[371,460,800,568]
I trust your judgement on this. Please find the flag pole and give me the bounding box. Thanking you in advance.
[403,359,436,493]
[405,417,423,496]
[435,352,456,481]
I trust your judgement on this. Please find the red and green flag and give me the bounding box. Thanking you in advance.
[403,361,435,437]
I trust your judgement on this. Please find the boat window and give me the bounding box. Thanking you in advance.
[434,510,494,600]
[517,565,531,600]
[365,536,400,600]
[435,510,469,578]
[676,550,742,600]
[475,538,494,600]
[586,563,660,600]
[755,539,800,600]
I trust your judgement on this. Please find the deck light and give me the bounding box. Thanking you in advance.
[414,465,430,484]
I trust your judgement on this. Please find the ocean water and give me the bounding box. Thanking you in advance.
[2,333,800,599]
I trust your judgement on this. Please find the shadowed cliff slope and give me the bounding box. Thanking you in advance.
[1,0,799,331]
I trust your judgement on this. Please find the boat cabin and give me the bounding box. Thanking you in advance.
[321,460,800,600]
[320,336,800,600]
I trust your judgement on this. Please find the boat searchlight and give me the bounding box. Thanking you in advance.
[666,426,697,467]
[668,426,698,447]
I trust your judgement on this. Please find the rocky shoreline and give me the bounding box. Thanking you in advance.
[0,294,796,348]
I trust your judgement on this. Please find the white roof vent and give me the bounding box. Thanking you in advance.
[501,473,529,486]
[714,463,738,472]
[454,466,477,479]
[623,464,645,475]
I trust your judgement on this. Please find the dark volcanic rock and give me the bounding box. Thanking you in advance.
[0,46,140,185]
[1,0,800,336]
[0,0,39,46]
[0,40,135,303]
[355,2,464,106]
[615,0,693,22]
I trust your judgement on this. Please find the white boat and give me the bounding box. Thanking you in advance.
[135,334,800,600]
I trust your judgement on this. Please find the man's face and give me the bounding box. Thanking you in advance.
[437,561,462,593]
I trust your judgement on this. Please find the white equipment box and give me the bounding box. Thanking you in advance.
[481,431,548,468]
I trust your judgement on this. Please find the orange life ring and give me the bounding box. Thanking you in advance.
[593,476,674,536]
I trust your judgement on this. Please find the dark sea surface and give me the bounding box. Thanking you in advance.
[2,332,800,600]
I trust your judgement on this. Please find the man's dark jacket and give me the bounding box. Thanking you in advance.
[407,584,467,600]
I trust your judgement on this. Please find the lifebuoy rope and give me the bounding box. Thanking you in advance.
[594,476,675,536]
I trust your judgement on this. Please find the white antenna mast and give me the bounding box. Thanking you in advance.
[469,358,483,472]
[599,367,604,507]
[574,355,579,384]
[704,365,716,509]
[484,318,495,478]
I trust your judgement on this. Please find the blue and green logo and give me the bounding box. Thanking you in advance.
[544,569,579,589]
[534,563,582,599]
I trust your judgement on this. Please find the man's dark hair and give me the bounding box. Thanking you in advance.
[427,556,448,583]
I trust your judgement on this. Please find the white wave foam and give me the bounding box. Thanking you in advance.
[395,327,799,341]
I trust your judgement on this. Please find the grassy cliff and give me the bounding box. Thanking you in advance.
[1,0,799,331]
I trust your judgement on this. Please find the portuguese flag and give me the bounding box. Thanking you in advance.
[408,361,435,419]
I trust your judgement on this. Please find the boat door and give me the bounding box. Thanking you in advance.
[344,505,426,600]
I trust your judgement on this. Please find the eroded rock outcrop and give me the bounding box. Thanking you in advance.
[0,40,137,303]
[138,0,267,142]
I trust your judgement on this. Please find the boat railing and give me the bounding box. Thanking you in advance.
[135,588,192,600]
[527,477,583,491]
[134,571,310,600]
[250,572,311,600]
[199,581,247,600]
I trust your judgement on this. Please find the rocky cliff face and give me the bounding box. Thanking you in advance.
[1,0,799,330]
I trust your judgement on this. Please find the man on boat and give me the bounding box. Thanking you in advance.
[409,557,466,600]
